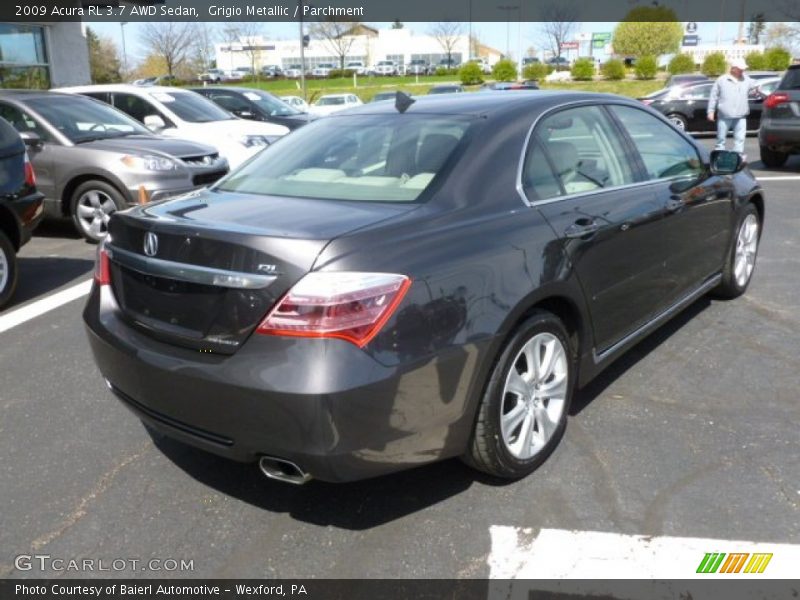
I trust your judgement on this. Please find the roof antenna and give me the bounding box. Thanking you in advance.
[395,91,415,114]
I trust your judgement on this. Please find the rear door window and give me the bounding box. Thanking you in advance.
[112,93,171,126]
[0,102,50,141]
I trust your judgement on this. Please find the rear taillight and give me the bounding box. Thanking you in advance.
[765,92,790,110]
[257,272,411,347]
[24,151,36,187]
[94,241,111,286]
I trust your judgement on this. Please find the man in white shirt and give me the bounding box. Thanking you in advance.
[707,58,757,155]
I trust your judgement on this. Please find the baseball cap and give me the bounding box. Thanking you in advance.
[730,58,748,70]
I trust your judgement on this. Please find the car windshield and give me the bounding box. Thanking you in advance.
[26,95,150,143]
[242,90,301,116]
[150,91,235,123]
[317,97,345,106]
[216,114,473,203]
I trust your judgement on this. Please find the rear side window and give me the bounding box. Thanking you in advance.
[218,114,472,203]
[681,84,712,100]
[530,105,635,197]
[610,105,703,181]
[0,102,49,141]
[779,67,800,90]
[112,93,163,125]
[521,140,562,201]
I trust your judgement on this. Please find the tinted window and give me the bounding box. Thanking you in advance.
[610,105,703,180]
[521,140,562,201]
[208,92,251,113]
[0,102,50,140]
[148,91,234,123]
[112,92,164,124]
[779,68,800,90]
[217,115,472,203]
[238,90,299,116]
[680,84,712,100]
[534,105,635,196]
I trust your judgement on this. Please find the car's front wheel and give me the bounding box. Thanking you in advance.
[759,145,788,168]
[715,203,761,299]
[0,230,18,309]
[666,113,688,131]
[465,311,574,479]
[70,180,125,243]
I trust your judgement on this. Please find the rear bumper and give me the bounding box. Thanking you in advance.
[83,284,487,482]
[758,120,800,151]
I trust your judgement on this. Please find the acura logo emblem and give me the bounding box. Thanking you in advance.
[143,232,159,257]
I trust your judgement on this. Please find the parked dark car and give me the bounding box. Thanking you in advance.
[547,56,570,68]
[0,117,44,308]
[371,91,400,103]
[84,93,764,484]
[665,74,709,88]
[0,91,228,242]
[428,84,464,95]
[191,87,314,131]
[480,81,540,91]
[758,65,800,167]
[642,81,765,133]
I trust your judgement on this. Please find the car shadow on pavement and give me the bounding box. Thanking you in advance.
[33,219,82,240]
[570,297,711,416]
[2,256,93,312]
[150,433,493,529]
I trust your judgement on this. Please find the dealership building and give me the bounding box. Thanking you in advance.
[0,21,90,88]
[216,25,502,71]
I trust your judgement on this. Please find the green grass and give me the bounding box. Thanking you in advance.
[191,76,665,103]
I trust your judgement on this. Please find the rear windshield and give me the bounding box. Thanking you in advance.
[217,114,472,203]
[779,68,800,90]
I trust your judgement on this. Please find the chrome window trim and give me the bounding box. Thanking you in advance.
[106,245,277,290]
[515,99,703,208]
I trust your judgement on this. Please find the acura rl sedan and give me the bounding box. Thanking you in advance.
[84,92,764,484]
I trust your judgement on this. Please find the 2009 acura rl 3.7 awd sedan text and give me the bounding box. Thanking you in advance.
[84,93,764,484]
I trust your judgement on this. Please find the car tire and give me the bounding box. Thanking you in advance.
[70,180,126,244]
[759,145,788,168]
[0,229,18,310]
[464,311,575,479]
[714,203,761,299]
[666,113,689,131]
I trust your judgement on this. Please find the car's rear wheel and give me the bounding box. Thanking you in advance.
[70,180,125,244]
[759,145,788,168]
[465,311,574,479]
[0,230,18,309]
[715,203,761,299]
[666,113,688,131]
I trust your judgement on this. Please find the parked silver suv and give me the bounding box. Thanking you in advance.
[0,91,228,242]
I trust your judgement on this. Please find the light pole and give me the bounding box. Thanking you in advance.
[497,5,519,58]
[299,0,307,100]
[120,22,128,78]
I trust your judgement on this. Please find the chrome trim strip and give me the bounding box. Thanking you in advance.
[515,99,702,208]
[593,273,722,364]
[106,245,277,290]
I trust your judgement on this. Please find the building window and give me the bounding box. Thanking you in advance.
[0,23,50,89]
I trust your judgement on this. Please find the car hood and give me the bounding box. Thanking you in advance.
[80,135,217,158]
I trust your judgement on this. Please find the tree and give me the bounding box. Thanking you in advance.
[701,52,727,77]
[86,27,121,84]
[229,22,264,78]
[745,51,767,70]
[430,21,464,67]
[634,55,658,79]
[612,7,683,58]
[193,24,217,74]
[570,57,594,81]
[139,22,196,78]
[537,3,578,59]
[492,58,517,82]
[747,13,766,45]
[310,19,359,71]
[668,53,696,75]
[764,46,792,71]
[765,23,800,54]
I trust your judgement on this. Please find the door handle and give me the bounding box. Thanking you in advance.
[564,219,600,239]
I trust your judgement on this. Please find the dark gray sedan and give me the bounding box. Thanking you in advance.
[84,92,763,484]
[0,91,228,242]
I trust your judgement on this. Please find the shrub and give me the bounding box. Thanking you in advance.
[459,62,484,85]
[634,55,658,79]
[328,69,355,78]
[523,63,552,81]
[745,52,767,70]
[492,59,518,82]
[600,59,626,80]
[764,47,791,71]
[434,67,449,76]
[668,53,696,75]
[571,57,595,81]
[702,52,727,77]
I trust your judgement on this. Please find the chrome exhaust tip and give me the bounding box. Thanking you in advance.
[258,456,312,485]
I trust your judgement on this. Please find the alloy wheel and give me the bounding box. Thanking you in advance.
[734,213,759,288]
[76,189,116,240]
[500,332,568,460]
[0,244,8,293]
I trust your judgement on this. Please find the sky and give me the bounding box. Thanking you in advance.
[90,20,745,65]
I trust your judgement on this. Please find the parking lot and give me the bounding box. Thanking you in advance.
[1,135,798,580]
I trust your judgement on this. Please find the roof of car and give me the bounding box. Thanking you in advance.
[56,84,194,95]
[336,90,639,118]
[0,89,85,101]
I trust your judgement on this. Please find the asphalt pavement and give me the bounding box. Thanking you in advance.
[1,136,798,579]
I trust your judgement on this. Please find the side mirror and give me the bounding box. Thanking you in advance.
[143,114,166,131]
[234,110,253,119]
[19,131,43,148]
[709,150,744,175]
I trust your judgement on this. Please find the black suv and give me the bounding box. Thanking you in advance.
[0,117,44,308]
[758,65,800,167]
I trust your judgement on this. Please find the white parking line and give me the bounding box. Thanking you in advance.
[488,527,800,580]
[0,279,92,334]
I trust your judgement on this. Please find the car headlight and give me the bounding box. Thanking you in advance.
[120,154,177,171]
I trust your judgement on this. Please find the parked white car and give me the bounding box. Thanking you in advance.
[284,64,304,79]
[374,60,399,76]
[345,61,368,75]
[311,63,335,78]
[57,85,289,168]
[308,94,363,116]
[280,96,310,112]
